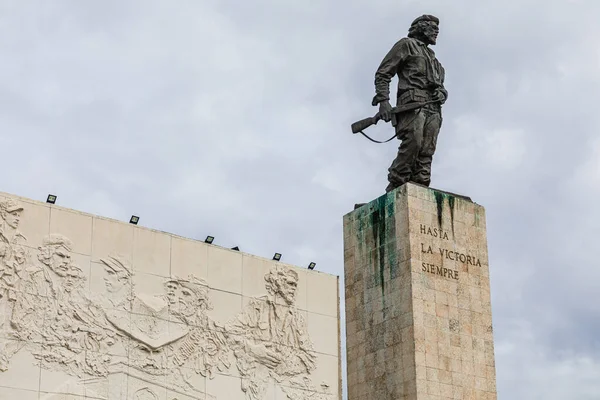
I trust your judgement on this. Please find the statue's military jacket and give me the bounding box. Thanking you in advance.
[372,37,447,107]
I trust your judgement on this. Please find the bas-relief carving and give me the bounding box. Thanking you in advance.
[228,266,332,400]
[0,198,335,400]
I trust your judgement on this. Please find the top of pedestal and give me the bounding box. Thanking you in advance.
[348,183,475,217]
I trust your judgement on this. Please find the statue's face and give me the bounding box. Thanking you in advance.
[177,285,199,317]
[63,266,83,293]
[278,273,298,305]
[422,22,439,45]
[165,281,179,304]
[14,246,26,264]
[48,247,72,276]
[104,268,127,293]
[4,210,21,229]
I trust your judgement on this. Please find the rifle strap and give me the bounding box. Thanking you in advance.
[358,130,397,144]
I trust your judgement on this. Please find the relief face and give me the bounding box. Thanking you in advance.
[0,198,334,400]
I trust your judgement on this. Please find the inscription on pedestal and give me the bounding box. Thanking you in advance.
[419,224,451,240]
[421,262,459,280]
[418,223,482,283]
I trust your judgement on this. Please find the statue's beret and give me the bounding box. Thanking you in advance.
[411,14,440,26]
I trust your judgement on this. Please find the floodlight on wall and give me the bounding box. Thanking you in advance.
[273,253,282,261]
[205,236,215,244]
[47,194,57,204]
[129,215,140,225]
[308,262,316,270]
[231,246,240,251]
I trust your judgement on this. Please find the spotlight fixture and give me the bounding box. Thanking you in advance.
[231,246,240,251]
[46,194,57,204]
[129,215,139,225]
[205,236,215,244]
[273,253,282,261]
[308,262,316,270]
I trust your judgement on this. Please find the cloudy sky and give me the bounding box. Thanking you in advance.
[1,0,599,398]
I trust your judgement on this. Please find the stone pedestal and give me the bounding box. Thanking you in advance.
[343,183,496,400]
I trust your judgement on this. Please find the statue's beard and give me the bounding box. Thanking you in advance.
[423,31,438,45]
[414,30,437,45]
[282,292,296,305]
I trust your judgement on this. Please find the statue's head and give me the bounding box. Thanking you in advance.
[99,255,132,293]
[0,199,23,230]
[63,264,84,293]
[408,14,440,45]
[265,266,299,305]
[164,279,179,305]
[166,275,211,317]
[38,234,73,276]
[178,276,210,315]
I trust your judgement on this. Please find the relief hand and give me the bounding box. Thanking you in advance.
[378,101,393,122]
[247,342,282,369]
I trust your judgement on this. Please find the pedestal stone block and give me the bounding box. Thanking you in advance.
[343,183,496,400]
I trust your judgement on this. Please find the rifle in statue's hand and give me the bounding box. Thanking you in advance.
[350,100,440,143]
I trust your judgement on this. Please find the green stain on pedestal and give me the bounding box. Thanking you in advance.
[474,206,481,227]
[353,193,399,316]
[371,196,387,296]
[386,202,395,218]
[448,195,455,236]
[434,191,444,227]
[371,194,399,313]
[433,191,456,236]
[388,241,397,281]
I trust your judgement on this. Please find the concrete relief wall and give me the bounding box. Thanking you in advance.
[0,193,340,400]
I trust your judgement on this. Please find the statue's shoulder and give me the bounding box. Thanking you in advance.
[248,295,269,308]
[389,37,417,52]
[400,37,421,47]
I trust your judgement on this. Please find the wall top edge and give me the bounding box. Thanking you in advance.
[0,190,337,278]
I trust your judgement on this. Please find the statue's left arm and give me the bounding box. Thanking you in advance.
[372,39,410,107]
[435,65,448,104]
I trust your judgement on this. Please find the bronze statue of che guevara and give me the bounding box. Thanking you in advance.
[354,14,448,193]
